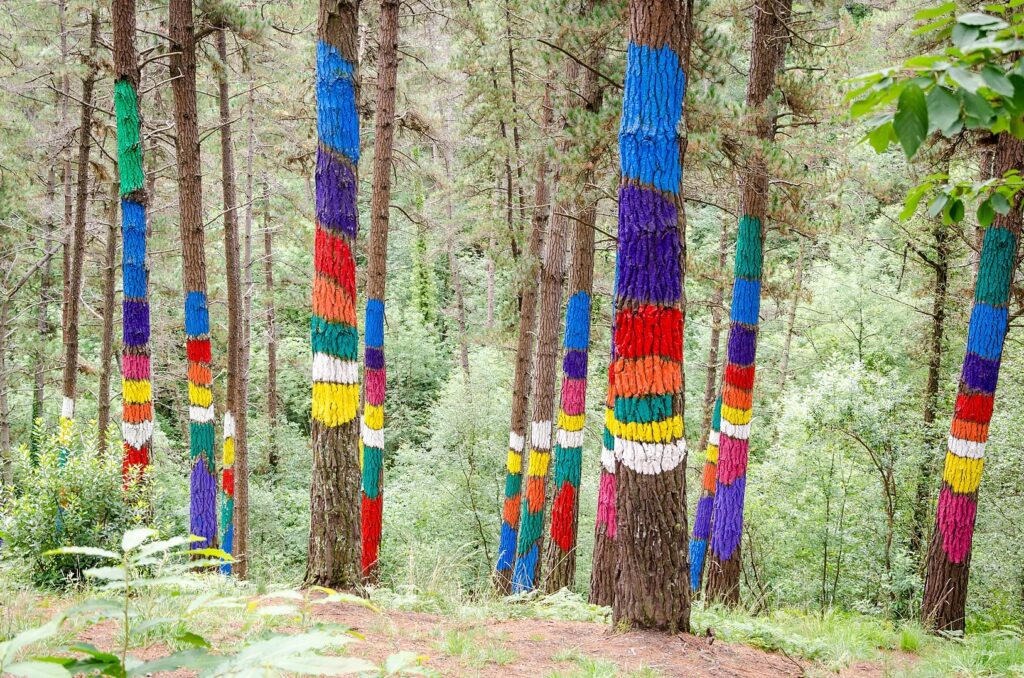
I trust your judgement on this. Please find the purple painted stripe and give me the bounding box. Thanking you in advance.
[123,300,150,347]
[693,495,713,539]
[962,352,1000,394]
[710,475,745,561]
[365,346,385,371]
[727,323,757,366]
[315,147,358,238]
[616,185,681,304]
[563,350,588,380]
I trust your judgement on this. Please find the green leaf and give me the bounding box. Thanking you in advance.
[927,194,949,218]
[0,616,65,665]
[127,649,219,677]
[914,2,955,20]
[957,12,1007,27]
[900,184,930,220]
[948,67,986,92]
[43,546,118,560]
[4,661,72,678]
[926,87,961,133]
[83,566,127,581]
[990,191,1011,213]
[948,199,966,222]
[962,91,997,127]
[894,83,929,157]
[122,528,159,553]
[978,198,995,226]
[175,631,210,649]
[981,66,1015,96]
[913,16,955,35]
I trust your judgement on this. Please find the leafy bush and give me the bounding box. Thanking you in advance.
[1,423,149,588]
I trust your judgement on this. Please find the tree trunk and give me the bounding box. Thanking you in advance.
[360,0,398,581]
[60,0,72,342]
[31,167,58,460]
[705,0,792,606]
[170,0,217,549]
[216,28,246,575]
[306,0,362,589]
[921,133,1023,633]
[696,217,730,455]
[113,0,154,483]
[262,179,279,472]
[0,302,12,485]
[97,181,119,451]
[611,0,692,632]
[777,242,804,390]
[544,22,603,593]
[910,221,950,564]
[494,78,552,594]
[59,8,99,441]
[689,396,722,592]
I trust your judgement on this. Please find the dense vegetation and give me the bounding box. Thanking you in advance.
[2,0,1024,673]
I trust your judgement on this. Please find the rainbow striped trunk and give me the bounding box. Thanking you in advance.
[708,216,762,580]
[114,76,153,483]
[360,299,385,575]
[544,292,592,584]
[690,396,722,591]
[496,431,526,585]
[186,291,217,548]
[220,413,236,573]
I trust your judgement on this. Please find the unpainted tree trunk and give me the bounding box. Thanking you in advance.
[31,167,58,458]
[170,0,217,549]
[97,181,120,450]
[262,179,280,472]
[306,0,362,589]
[360,0,398,581]
[695,216,731,456]
[777,242,804,390]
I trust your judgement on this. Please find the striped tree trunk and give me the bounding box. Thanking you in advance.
[589,330,617,606]
[360,0,399,581]
[170,0,217,549]
[306,0,362,588]
[689,396,721,591]
[611,0,692,632]
[921,133,1023,633]
[705,0,791,605]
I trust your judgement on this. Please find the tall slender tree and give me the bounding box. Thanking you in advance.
[611,0,692,631]
[307,0,362,588]
[30,166,57,460]
[262,180,280,473]
[360,0,399,580]
[921,133,1023,633]
[59,8,99,446]
[689,396,721,591]
[589,336,617,606]
[97,180,119,451]
[170,0,217,549]
[705,0,792,605]
[494,80,552,594]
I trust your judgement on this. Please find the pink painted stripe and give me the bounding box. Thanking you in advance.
[716,434,749,485]
[365,368,386,405]
[560,379,587,415]
[937,485,977,564]
[596,470,617,539]
[122,354,151,380]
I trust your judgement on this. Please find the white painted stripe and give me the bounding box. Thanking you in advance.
[948,435,986,460]
[708,430,720,446]
[509,431,525,452]
[720,420,750,440]
[312,353,359,384]
[615,438,687,475]
[222,412,236,439]
[62,397,74,420]
[601,445,616,473]
[531,420,552,449]
[362,421,385,448]
[122,421,153,448]
[190,405,215,423]
[556,428,584,449]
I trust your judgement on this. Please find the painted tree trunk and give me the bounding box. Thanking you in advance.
[705,0,791,605]
[113,0,153,483]
[494,80,552,594]
[306,0,362,589]
[690,396,722,591]
[611,0,691,632]
[360,0,399,581]
[170,0,217,549]
[589,350,617,606]
[97,182,119,452]
[921,134,1023,633]
[696,218,730,456]
[59,9,99,449]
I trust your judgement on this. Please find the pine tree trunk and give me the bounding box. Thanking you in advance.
[59,9,99,440]
[705,0,792,606]
[0,302,12,485]
[921,133,1023,633]
[31,167,58,460]
[689,396,722,592]
[360,0,398,581]
[170,0,217,549]
[696,217,730,456]
[262,179,279,472]
[494,77,552,594]
[777,243,804,390]
[306,0,362,589]
[113,0,154,483]
[611,0,692,632]
[544,26,603,593]
[216,28,246,575]
[97,181,119,451]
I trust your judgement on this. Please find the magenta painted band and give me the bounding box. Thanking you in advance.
[937,485,977,564]
[560,379,587,415]
[596,470,617,538]
[716,434,749,485]
[365,368,386,405]
[122,354,151,380]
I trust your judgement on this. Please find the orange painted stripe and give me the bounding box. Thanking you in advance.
[722,383,752,411]
[612,356,682,398]
[502,497,520,526]
[950,417,989,443]
[122,402,153,423]
[188,362,212,385]
[313,274,357,325]
[702,462,716,491]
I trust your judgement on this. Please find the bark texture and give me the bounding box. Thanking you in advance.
[262,180,279,472]
[360,0,398,581]
[611,0,692,632]
[306,0,362,589]
[921,133,1023,633]
[170,0,217,549]
[97,182,119,451]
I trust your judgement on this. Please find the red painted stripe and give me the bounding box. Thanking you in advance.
[315,228,356,298]
[614,306,683,361]
[725,363,756,390]
[186,338,211,363]
[954,392,994,424]
[550,483,577,552]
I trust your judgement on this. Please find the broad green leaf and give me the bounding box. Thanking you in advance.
[926,87,961,133]
[990,191,1011,213]
[904,55,949,69]
[962,91,997,127]
[894,83,928,157]
[4,661,72,678]
[83,566,127,581]
[913,16,955,35]
[948,198,966,222]
[134,536,193,560]
[981,66,1015,95]
[927,193,949,218]
[948,66,986,92]
[127,649,219,677]
[900,184,930,220]
[978,198,995,226]
[43,546,118,560]
[176,631,210,648]
[122,528,158,553]
[957,12,1007,27]
[915,2,955,20]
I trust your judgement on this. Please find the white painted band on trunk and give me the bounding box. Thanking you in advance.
[122,421,153,448]
[190,405,215,423]
[708,430,720,446]
[362,422,385,448]
[600,445,616,473]
[948,434,986,460]
[62,397,74,420]
[509,431,525,452]
[531,420,552,448]
[222,412,236,439]
[615,438,687,475]
[720,420,750,440]
[556,428,584,449]
[311,353,359,384]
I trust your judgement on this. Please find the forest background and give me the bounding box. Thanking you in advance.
[0,0,1023,645]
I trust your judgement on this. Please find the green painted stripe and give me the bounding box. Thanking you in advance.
[603,427,614,451]
[711,395,722,431]
[504,472,521,499]
[552,446,582,487]
[114,80,145,195]
[361,446,383,499]
[311,316,359,359]
[189,422,215,469]
[614,394,673,424]
[975,226,1016,307]
[517,509,543,554]
[734,215,763,280]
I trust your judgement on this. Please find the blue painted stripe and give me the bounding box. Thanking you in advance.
[511,544,539,593]
[184,291,209,336]
[316,41,359,163]
[365,298,385,348]
[496,523,516,571]
[563,291,592,350]
[966,303,1008,360]
[123,263,146,300]
[730,278,761,326]
[689,538,707,592]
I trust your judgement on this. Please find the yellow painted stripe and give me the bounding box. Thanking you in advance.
[721,404,752,426]
[364,404,384,430]
[187,382,212,408]
[123,379,153,404]
[607,414,684,444]
[222,437,235,466]
[506,450,522,474]
[312,382,359,426]
[706,443,719,464]
[942,451,984,494]
[557,411,585,432]
[527,449,550,477]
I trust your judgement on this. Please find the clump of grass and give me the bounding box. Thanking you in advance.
[907,628,1024,678]
[898,624,926,654]
[437,626,517,668]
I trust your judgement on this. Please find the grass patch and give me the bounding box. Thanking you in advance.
[436,626,517,668]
